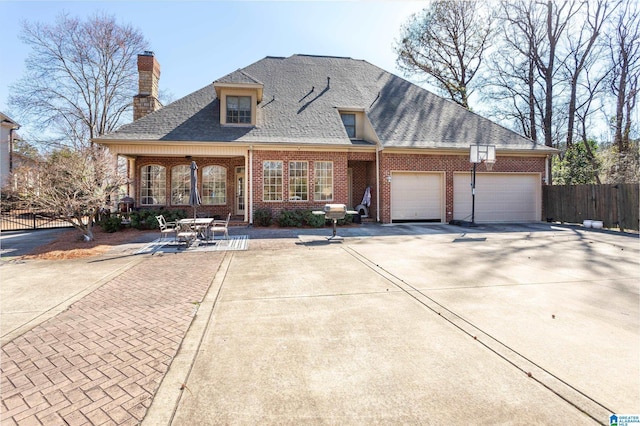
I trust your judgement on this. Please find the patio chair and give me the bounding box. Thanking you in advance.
[156,215,177,241]
[209,213,231,241]
[176,222,198,247]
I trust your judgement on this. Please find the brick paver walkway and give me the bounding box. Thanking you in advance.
[1,252,222,425]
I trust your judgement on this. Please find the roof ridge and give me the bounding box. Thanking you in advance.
[293,54,359,61]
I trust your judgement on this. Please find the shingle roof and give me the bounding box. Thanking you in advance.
[97,54,552,152]
[215,69,263,85]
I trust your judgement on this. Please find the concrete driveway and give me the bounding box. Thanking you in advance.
[145,223,639,425]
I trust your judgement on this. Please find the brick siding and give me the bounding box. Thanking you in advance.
[251,150,351,218]
[135,156,244,218]
[131,151,545,224]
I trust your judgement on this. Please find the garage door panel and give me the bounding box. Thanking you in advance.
[392,173,443,221]
[454,173,540,222]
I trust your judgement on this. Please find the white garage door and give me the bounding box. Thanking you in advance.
[391,172,443,222]
[453,173,541,222]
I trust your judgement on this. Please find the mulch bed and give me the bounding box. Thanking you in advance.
[24,227,154,260]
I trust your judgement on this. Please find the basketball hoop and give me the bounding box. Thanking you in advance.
[469,144,497,224]
[485,158,495,171]
[470,144,496,165]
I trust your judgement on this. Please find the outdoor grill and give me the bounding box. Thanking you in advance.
[118,196,135,213]
[313,204,356,239]
[323,204,348,220]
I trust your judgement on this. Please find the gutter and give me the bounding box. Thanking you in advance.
[249,145,254,225]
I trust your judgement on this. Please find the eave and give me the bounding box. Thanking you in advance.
[95,139,377,157]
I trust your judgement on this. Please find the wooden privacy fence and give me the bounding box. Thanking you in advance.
[543,184,639,231]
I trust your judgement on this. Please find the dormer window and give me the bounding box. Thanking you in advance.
[213,70,264,127]
[341,113,356,138]
[226,96,252,124]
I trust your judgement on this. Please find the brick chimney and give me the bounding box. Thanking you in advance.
[133,51,161,120]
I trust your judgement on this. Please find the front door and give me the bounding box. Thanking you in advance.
[236,167,245,216]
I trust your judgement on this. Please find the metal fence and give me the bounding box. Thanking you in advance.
[543,183,639,231]
[1,210,74,232]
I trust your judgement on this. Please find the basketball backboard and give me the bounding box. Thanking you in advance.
[470,144,496,164]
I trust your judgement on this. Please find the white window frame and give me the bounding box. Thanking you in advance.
[226,95,252,124]
[314,161,334,201]
[263,161,283,201]
[171,164,191,205]
[288,161,308,201]
[140,164,166,206]
[202,165,227,205]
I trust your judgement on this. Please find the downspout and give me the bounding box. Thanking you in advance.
[544,155,550,185]
[249,145,254,225]
[9,128,15,174]
[376,145,381,222]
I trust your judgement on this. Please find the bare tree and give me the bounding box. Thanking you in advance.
[19,146,127,241]
[485,0,547,141]
[608,1,640,153]
[395,0,493,109]
[9,12,148,149]
[563,0,618,148]
[537,0,582,149]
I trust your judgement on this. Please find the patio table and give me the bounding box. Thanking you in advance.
[177,218,215,243]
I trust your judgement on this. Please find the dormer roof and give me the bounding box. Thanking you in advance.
[213,69,264,102]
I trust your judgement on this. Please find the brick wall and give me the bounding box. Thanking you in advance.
[135,156,244,218]
[251,150,351,218]
[132,151,545,224]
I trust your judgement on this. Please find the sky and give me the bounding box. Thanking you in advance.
[0,0,429,120]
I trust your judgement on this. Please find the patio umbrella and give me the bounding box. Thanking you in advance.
[189,160,201,219]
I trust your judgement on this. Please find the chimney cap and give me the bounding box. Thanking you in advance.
[141,50,155,56]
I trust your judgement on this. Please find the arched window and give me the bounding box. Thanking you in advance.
[140,165,166,205]
[202,165,226,205]
[171,165,191,205]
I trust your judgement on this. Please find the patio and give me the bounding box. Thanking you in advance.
[135,235,249,254]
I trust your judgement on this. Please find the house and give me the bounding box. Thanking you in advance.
[0,112,21,188]
[95,53,556,224]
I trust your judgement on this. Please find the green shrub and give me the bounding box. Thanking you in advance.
[278,209,305,227]
[303,210,326,228]
[162,209,187,224]
[337,214,354,226]
[130,210,155,230]
[98,215,123,233]
[253,207,273,227]
[130,209,186,230]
